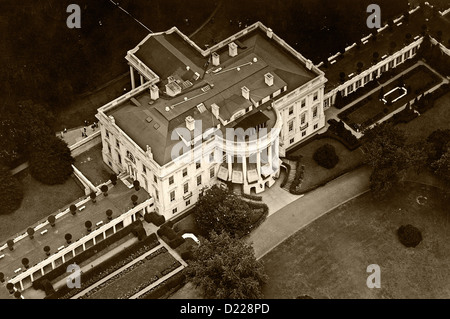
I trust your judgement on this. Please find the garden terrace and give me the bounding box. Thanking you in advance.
[0,180,150,298]
[338,64,442,130]
[73,143,115,186]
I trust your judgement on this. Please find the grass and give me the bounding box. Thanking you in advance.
[86,249,178,299]
[289,138,365,192]
[0,170,84,243]
[339,64,442,129]
[74,143,114,186]
[261,181,450,298]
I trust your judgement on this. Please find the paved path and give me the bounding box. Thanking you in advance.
[246,165,372,259]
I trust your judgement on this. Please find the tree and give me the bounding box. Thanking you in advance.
[85,220,92,232]
[186,231,267,299]
[90,191,97,203]
[6,282,15,294]
[0,166,24,215]
[313,144,339,169]
[363,122,413,198]
[110,173,118,185]
[70,204,77,215]
[27,228,35,239]
[44,245,51,256]
[65,233,72,244]
[22,258,29,269]
[131,194,138,206]
[14,291,22,299]
[28,135,74,185]
[0,272,4,283]
[106,209,113,220]
[426,129,450,165]
[7,240,14,251]
[431,147,450,183]
[48,215,56,227]
[100,185,108,197]
[193,185,253,238]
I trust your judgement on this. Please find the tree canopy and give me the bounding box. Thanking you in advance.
[186,231,267,299]
[193,185,252,238]
[0,166,24,215]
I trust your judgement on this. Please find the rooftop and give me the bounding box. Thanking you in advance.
[107,24,318,166]
[321,5,450,92]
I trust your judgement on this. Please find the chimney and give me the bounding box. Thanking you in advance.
[211,103,220,119]
[212,52,220,66]
[185,116,195,131]
[264,73,274,86]
[228,42,238,57]
[146,145,153,160]
[241,86,250,100]
[266,28,273,38]
[109,115,115,124]
[166,82,182,97]
[305,59,313,70]
[150,85,159,100]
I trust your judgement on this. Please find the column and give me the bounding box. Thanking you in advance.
[242,155,247,184]
[62,255,65,263]
[227,154,233,180]
[93,237,96,245]
[256,152,261,178]
[51,261,55,269]
[41,268,45,276]
[113,224,116,233]
[82,243,86,251]
[140,74,144,86]
[130,66,136,90]
[268,144,273,171]
[103,231,106,240]
[72,250,76,257]
[19,280,24,291]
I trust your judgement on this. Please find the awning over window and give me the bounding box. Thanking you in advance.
[232,170,244,184]
[217,166,229,181]
[247,169,259,184]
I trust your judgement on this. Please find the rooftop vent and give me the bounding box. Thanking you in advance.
[211,103,220,119]
[212,52,220,66]
[185,116,195,131]
[197,103,207,113]
[266,28,273,38]
[229,42,238,57]
[150,85,159,100]
[264,73,274,86]
[305,59,313,70]
[165,106,170,112]
[146,116,153,123]
[241,86,250,100]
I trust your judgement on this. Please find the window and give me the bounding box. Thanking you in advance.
[396,55,402,64]
[381,64,387,73]
[184,183,189,194]
[405,50,411,59]
[290,138,294,144]
[182,168,188,177]
[314,124,318,130]
[324,99,330,109]
[288,106,294,115]
[155,190,159,201]
[107,144,111,154]
[312,106,318,118]
[186,200,191,206]
[388,60,394,69]
[209,152,215,163]
[364,75,370,84]
[105,130,110,138]
[372,70,378,79]
[172,208,177,214]
[210,167,215,178]
[196,162,201,170]
[411,47,416,55]
[288,120,294,132]
[301,113,306,125]
[302,131,306,137]
[347,84,353,94]
[197,175,202,186]
[116,139,120,149]
[301,99,306,108]
[142,165,147,174]
[170,191,175,202]
[169,176,174,185]
[153,175,158,183]
[355,79,362,89]
[118,153,122,164]
[313,92,318,101]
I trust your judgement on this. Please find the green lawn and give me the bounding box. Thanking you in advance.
[86,249,178,299]
[339,64,442,129]
[74,143,114,186]
[0,170,84,243]
[289,138,365,192]
[261,182,450,298]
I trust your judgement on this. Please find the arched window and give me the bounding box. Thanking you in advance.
[126,150,136,164]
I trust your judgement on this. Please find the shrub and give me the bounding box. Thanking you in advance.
[313,144,339,169]
[168,235,185,249]
[157,225,176,240]
[397,224,422,247]
[242,193,263,201]
[146,212,165,226]
[181,251,194,261]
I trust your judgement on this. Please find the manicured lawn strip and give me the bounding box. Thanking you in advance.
[289,138,365,194]
[139,270,187,299]
[85,247,180,299]
[339,65,442,129]
[261,182,450,298]
[0,171,84,243]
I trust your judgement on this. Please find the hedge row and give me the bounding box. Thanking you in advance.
[289,163,305,195]
[241,193,263,201]
[144,212,165,226]
[157,224,186,249]
[279,162,292,188]
[139,271,187,299]
[33,219,144,291]
[321,120,360,151]
[45,232,159,299]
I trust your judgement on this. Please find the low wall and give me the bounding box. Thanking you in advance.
[69,130,101,157]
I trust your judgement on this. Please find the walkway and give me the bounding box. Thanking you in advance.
[246,165,372,259]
